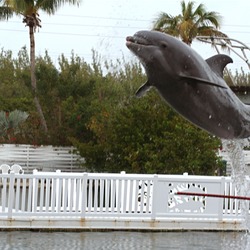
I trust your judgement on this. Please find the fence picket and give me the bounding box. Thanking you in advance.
[110,179,115,213]
[99,179,104,212]
[56,178,62,213]
[27,178,33,212]
[39,179,45,212]
[21,178,26,211]
[63,178,68,212]
[1,177,7,213]
[45,178,50,212]
[105,179,110,212]
[94,179,98,213]
[7,173,15,218]
[134,180,140,213]
[81,174,87,217]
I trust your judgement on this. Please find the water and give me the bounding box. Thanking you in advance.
[0,231,249,250]
[220,139,250,249]
[222,139,250,231]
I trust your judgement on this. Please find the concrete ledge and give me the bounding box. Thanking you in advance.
[0,217,246,231]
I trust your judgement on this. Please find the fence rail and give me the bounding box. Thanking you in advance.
[0,170,248,230]
[0,144,85,172]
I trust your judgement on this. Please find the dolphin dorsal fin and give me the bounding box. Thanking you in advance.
[206,54,233,78]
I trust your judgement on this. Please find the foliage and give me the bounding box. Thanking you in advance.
[73,90,222,175]
[224,68,250,86]
[0,47,32,111]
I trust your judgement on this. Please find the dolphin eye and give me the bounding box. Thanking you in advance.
[160,41,168,49]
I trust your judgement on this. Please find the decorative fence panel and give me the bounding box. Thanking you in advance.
[153,175,225,219]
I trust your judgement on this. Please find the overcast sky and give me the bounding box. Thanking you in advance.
[0,0,250,71]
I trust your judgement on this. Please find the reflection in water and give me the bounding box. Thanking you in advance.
[0,231,249,250]
[221,232,250,250]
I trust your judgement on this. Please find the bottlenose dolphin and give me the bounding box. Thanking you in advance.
[126,30,250,139]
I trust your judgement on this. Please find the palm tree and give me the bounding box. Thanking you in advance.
[0,110,29,142]
[153,1,228,46]
[0,0,82,134]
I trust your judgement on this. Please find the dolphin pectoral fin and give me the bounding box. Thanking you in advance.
[136,81,152,97]
[180,75,227,89]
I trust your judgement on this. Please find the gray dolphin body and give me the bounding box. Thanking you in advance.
[126,30,250,139]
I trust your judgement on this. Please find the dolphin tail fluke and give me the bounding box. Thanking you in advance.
[136,81,152,97]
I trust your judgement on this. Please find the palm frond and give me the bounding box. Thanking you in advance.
[36,0,82,15]
[199,12,222,28]
[193,3,206,17]
[8,110,29,129]
[0,110,29,137]
[0,0,32,16]
[182,0,195,20]
[153,12,181,37]
[0,6,14,19]
[197,26,228,38]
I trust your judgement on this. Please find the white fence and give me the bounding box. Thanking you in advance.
[0,170,248,231]
[0,144,85,172]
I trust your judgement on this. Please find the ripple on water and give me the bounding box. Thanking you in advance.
[0,231,248,250]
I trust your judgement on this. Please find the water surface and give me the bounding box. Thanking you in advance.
[0,231,249,249]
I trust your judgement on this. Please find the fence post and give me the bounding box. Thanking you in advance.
[81,173,88,218]
[7,172,15,219]
[27,145,30,172]
[218,176,225,220]
[151,174,159,219]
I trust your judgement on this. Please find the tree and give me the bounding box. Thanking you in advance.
[153,0,228,45]
[0,0,82,133]
[0,47,32,112]
[73,90,223,175]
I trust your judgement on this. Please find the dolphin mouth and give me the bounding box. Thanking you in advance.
[126,35,150,48]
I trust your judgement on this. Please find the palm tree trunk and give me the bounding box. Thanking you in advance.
[29,26,48,133]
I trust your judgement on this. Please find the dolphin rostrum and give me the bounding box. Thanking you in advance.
[126,30,250,139]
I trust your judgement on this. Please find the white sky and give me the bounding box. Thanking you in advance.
[0,0,250,72]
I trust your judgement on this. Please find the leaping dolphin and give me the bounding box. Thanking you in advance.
[126,30,250,139]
